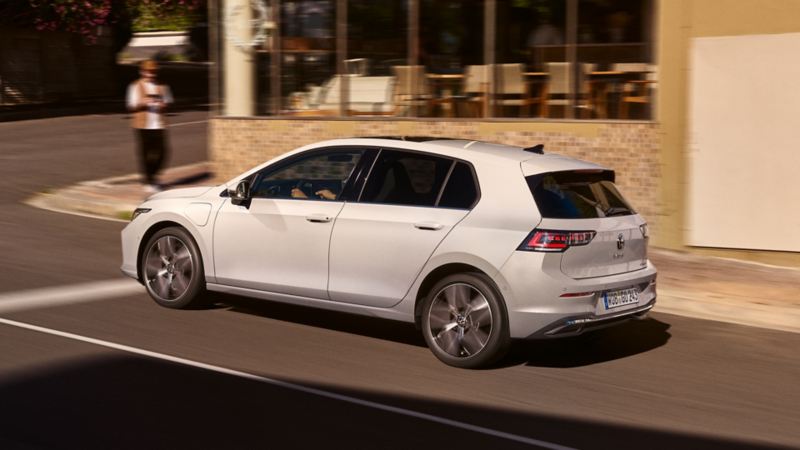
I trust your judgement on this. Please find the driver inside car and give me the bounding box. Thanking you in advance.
[291,186,337,200]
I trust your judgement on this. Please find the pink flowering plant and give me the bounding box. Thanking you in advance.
[1,0,202,43]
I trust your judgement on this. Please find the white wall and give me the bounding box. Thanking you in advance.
[688,33,800,252]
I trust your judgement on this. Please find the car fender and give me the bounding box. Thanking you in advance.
[135,205,217,283]
[398,251,514,318]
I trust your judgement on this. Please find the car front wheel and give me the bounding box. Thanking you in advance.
[141,226,207,309]
[421,273,511,369]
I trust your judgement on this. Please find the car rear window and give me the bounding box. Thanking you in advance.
[526,170,635,219]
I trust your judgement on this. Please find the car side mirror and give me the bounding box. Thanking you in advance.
[229,180,252,208]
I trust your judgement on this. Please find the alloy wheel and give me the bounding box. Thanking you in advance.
[428,283,493,358]
[144,235,194,301]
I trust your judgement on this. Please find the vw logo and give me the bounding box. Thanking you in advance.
[617,234,625,250]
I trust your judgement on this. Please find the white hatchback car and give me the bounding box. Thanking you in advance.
[121,137,656,368]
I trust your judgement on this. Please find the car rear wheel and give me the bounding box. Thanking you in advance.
[421,273,511,369]
[141,227,208,309]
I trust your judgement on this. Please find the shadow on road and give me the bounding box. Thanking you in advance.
[217,293,428,347]
[0,354,780,450]
[512,317,672,368]
[217,294,671,368]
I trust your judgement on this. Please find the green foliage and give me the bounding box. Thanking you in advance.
[0,1,202,38]
[133,1,201,32]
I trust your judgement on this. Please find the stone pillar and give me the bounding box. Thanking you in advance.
[223,0,255,116]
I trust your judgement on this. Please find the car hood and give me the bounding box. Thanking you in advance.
[147,186,215,201]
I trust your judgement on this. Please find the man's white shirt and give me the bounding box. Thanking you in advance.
[126,80,173,129]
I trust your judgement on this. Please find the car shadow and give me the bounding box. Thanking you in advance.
[211,293,671,368]
[212,293,427,348]
[508,317,672,368]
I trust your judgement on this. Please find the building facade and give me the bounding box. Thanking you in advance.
[210,0,800,266]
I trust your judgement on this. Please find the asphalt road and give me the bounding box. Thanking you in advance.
[0,112,798,450]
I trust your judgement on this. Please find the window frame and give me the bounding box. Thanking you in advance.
[249,145,373,202]
[355,146,481,210]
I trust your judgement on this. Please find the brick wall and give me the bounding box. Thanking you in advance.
[211,118,661,235]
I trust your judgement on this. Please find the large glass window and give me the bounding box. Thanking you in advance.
[493,0,654,119]
[576,0,655,120]
[223,0,656,121]
[278,0,338,116]
[415,0,485,118]
[345,0,408,116]
[494,1,565,119]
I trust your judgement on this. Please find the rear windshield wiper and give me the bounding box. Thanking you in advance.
[603,207,633,217]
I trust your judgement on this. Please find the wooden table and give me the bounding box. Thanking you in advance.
[588,70,652,119]
[426,73,465,117]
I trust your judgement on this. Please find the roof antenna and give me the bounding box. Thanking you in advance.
[524,144,545,154]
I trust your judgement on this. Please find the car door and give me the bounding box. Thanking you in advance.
[213,148,366,299]
[328,149,475,307]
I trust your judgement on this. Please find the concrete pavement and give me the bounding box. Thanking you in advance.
[25,164,800,334]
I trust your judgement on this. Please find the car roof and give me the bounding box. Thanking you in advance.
[303,137,607,173]
[227,137,607,186]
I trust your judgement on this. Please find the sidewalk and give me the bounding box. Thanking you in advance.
[26,163,800,334]
[27,162,212,221]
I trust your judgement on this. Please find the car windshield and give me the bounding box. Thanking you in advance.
[526,170,635,219]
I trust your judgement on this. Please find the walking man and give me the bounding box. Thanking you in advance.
[127,60,173,192]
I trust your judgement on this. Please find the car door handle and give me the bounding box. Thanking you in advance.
[306,214,332,223]
[414,222,443,231]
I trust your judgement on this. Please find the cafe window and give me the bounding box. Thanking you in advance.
[345,0,408,116]
[494,0,655,120]
[276,0,337,116]
[226,0,656,121]
[410,0,485,118]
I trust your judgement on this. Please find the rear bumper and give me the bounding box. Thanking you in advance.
[525,299,655,338]
[498,250,657,338]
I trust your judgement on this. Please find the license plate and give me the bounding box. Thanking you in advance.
[602,288,639,310]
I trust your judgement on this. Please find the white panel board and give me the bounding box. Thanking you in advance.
[688,33,800,251]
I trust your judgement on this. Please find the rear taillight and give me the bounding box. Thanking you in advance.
[518,229,596,252]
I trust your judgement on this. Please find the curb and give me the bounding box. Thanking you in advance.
[26,162,212,222]
[25,194,132,224]
[654,288,800,334]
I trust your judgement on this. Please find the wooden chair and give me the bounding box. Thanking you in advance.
[459,65,490,117]
[614,63,656,119]
[493,63,541,117]
[391,65,433,116]
[541,62,596,118]
[541,62,571,118]
[577,63,597,118]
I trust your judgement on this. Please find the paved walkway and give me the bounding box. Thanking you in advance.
[26,164,800,334]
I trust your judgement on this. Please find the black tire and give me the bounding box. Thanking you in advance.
[421,272,511,369]
[140,226,208,309]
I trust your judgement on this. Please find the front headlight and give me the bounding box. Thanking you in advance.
[131,208,151,221]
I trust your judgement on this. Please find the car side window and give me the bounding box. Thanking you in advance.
[360,149,452,207]
[438,162,479,209]
[251,150,363,201]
